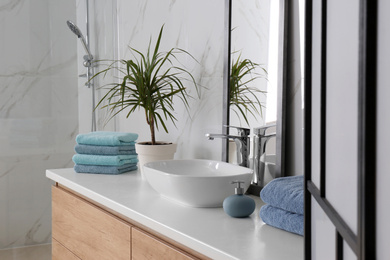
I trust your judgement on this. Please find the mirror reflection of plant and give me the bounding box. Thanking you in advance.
[93,25,199,145]
[229,54,267,125]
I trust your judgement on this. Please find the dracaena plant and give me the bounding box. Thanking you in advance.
[94,25,198,145]
[229,54,267,125]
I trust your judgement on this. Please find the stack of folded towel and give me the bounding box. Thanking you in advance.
[72,131,139,175]
[259,175,304,236]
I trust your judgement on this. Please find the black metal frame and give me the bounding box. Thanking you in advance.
[222,0,232,162]
[357,0,377,258]
[304,0,377,259]
[275,0,288,180]
[303,0,312,258]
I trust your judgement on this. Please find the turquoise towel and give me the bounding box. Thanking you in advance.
[72,154,138,166]
[76,131,138,146]
[260,175,304,215]
[260,204,303,236]
[74,144,136,155]
[74,163,138,175]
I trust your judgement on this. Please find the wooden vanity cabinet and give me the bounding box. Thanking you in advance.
[52,185,203,260]
[132,227,195,260]
[52,186,131,259]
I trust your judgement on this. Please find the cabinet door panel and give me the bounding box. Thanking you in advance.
[52,238,81,260]
[132,227,196,260]
[52,186,131,260]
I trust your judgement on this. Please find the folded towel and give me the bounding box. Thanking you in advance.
[74,163,138,174]
[260,175,304,215]
[72,154,138,166]
[76,131,138,146]
[260,204,303,236]
[75,144,136,155]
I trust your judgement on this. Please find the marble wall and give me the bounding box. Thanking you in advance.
[0,0,78,249]
[0,0,237,250]
[89,0,226,160]
[230,0,270,129]
[76,0,118,133]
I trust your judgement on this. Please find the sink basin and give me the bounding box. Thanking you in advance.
[143,159,253,207]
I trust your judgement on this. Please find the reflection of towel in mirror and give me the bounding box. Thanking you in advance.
[76,131,138,146]
[72,154,138,166]
[74,163,138,175]
[74,144,136,155]
[260,204,303,236]
[260,175,304,215]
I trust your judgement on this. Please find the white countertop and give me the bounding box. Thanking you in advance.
[46,168,303,260]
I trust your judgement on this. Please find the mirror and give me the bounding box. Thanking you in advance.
[223,0,287,181]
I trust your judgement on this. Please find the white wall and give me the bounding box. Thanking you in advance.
[87,0,226,161]
[230,0,270,129]
[76,0,117,133]
[0,0,78,249]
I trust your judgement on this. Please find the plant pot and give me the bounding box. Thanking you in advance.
[135,142,177,173]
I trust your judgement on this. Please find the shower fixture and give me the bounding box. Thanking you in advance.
[67,17,96,132]
[67,20,93,67]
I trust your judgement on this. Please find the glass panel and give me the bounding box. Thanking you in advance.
[0,0,78,252]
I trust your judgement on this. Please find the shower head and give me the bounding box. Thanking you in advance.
[66,20,83,38]
[66,20,93,63]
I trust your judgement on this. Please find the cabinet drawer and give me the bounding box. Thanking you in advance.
[52,238,80,260]
[52,186,131,260]
[132,227,197,260]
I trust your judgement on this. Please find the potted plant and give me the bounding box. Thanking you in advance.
[229,54,267,125]
[94,25,198,169]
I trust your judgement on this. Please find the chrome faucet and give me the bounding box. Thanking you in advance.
[206,126,250,167]
[250,124,276,193]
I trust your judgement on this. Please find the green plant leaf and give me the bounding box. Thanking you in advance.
[229,54,267,126]
[93,25,199,145]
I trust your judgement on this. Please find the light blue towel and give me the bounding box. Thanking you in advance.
[260,204,303,236]
[72,154,138,166]
[260,175,304,215]
[76,131,138,146]
[74,163,138,175]
[74,144,136,155]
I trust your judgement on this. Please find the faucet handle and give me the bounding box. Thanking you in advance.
[224,125,250,136]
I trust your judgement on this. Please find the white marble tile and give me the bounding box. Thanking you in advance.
[2,0,229,250]
[75,0,117,133]
[230,0,271,128]
[0,153,74,248]
[0,244,51,260]
[0,0,78,250]
[93,0,226,161]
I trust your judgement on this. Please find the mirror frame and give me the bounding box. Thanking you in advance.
[223,0,288,179]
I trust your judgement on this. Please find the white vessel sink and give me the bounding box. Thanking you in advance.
[143,159,253,208]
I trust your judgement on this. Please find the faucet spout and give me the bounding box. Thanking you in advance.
[205,133,242,140]
[252,124,276,189]
[206,126,250,167]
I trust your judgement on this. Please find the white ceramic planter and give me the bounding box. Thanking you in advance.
[135,142,177,172]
